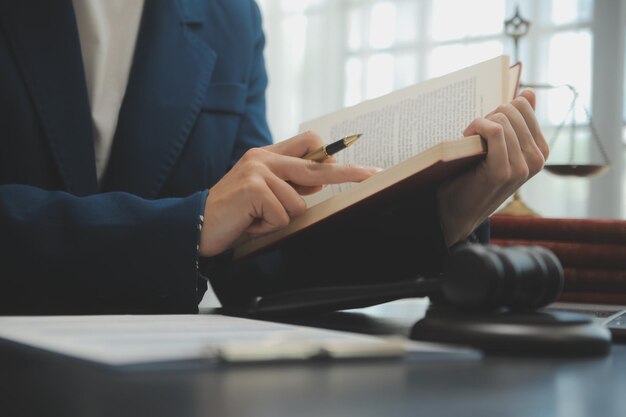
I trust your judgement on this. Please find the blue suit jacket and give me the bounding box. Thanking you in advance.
[0,0,476,315]
[0,0,274,314]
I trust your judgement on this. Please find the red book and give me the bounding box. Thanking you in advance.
[558,292,626,305]
[490,215,626,245]
[490,238,626,269]
[562,268,626,292]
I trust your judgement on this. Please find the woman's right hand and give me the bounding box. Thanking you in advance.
[199,131,379,257]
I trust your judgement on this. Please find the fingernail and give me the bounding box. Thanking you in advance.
[364,166,383,174]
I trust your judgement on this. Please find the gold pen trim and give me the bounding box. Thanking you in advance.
[303,134,362,162]
[342,134,361,147]
[303,147,329,162]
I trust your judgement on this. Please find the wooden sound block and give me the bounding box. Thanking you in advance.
[410,308,611,357]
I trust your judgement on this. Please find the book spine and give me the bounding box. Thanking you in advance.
[558,292,626,305]
[562,268,626,292]
[490,215,626,245]
[490,238,626,269]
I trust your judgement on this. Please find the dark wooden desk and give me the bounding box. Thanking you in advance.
[1,300,625,417]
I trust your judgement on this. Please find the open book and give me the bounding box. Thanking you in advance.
[234,55,521,260]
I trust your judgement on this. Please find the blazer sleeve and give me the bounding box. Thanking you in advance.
[0,184,206,314]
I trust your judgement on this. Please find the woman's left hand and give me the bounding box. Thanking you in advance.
[436,89,550,246]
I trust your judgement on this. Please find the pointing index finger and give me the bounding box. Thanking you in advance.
[269,155,380,187]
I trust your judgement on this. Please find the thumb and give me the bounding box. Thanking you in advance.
[520,89,536,110]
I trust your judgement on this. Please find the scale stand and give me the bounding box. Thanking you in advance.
[495,7,610,218]
[497,7,539,217]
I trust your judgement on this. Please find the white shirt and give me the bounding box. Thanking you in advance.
[72,0,222,308]
[72,0,144,182]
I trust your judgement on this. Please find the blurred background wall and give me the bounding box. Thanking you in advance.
[256,0,626,219]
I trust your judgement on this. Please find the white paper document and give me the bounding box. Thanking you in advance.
[0,314,479,367]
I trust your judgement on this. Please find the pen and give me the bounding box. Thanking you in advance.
[302,134,363,162]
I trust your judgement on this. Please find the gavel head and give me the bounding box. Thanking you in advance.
[442,244,564,311]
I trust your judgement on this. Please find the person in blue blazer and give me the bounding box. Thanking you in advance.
[0,0,548,314]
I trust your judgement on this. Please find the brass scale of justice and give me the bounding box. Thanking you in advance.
[498,7,610,217]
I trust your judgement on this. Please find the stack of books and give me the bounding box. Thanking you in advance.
[490,216,626,305]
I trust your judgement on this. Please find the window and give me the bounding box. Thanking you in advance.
[343,0,507,106]
[257,0,624,219]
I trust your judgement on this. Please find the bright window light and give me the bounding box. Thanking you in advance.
[431,0,505,41]
[347,7,363,51]
[344,58,363,106]
[366,53,395,99]
[546,30,592,125]
[369,2,397,49]
[395,1,419,43]
[551,0,593,25]
[428,41,504,79]
[394,53,417,89]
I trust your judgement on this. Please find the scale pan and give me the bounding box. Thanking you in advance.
[544,164,609,177]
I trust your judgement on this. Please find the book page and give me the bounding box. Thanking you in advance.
[301,56,509,206]
[509,62,521,101]
[0,314,479,366]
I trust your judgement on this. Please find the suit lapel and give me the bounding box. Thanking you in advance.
[0,0,97,195]
[102,0,217,198]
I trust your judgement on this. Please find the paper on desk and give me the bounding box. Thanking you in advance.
[0,314,479,366]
